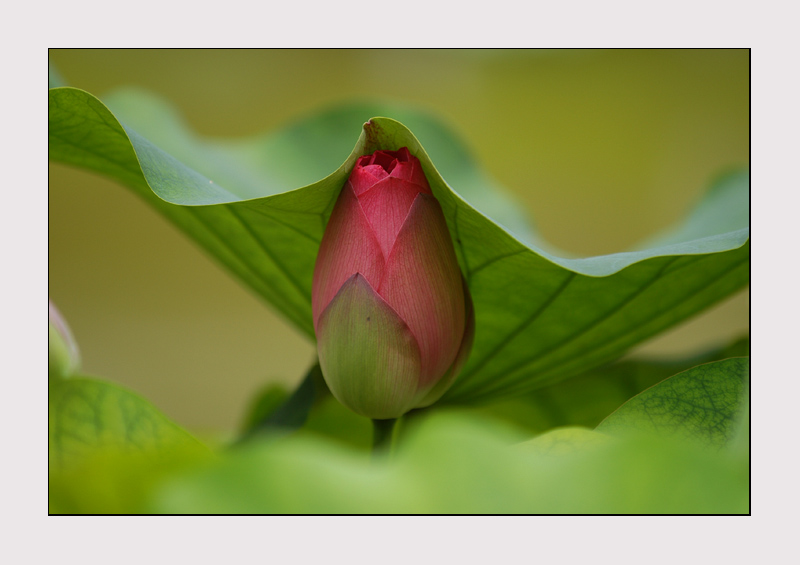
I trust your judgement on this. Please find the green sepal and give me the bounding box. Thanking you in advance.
[316,274,422,419]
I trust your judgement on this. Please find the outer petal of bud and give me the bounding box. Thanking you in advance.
[316,274,422,419]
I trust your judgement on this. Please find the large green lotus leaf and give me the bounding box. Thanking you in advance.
[596,357,749,449]
[151,411,747,514]
[49,87,749,405]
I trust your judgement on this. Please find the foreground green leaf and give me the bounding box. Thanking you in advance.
[49,377,207,471]
[516,426,612,455]
[49,441,212,514]
[597,357,749,448]
[151,411,747,514]
[49,376,210,513]
[49,87,749,405]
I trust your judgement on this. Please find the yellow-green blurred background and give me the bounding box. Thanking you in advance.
[48,49,749,433]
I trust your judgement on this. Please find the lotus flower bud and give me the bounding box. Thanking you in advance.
[312,147,474,419]
[49,299,80,379]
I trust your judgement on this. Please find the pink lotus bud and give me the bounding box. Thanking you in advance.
[312,147,474,419]
[49,299,80,379]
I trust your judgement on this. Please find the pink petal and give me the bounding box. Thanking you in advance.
[350,164,388,194]
[312,183,384,330]
[369,150,399,173]
[415,275,474,408]
[390,157,431,193]
[316,273,423,419]
[378,193,465,386]
[358,177,424,259]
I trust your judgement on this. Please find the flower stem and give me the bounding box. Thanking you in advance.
[371,418,397,458]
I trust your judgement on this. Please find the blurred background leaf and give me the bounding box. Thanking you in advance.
[49,49,749,432]
[48,59,65,88]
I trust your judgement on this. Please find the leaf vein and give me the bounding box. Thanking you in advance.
[477,253,749,401]
[458,271,577,383]
[462,257,682,398]
[469,249,527,280]
[225,204,311,310]
[243,205,322,244]
[186,208,310,332]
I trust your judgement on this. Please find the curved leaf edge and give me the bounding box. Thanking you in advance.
[595,356,750,447]
[49,373,210,466]
[49,86,749,280]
